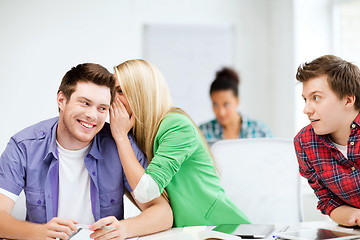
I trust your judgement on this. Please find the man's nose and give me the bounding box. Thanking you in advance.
[85,107,97,120]
[303,101,313,116]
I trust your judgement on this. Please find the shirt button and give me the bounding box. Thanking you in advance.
[111,199,115,204]
[352,124,356,128]
[37,200,42,205]
[351,166,356,171]
[92,171,96,176]
[350,142,355,146]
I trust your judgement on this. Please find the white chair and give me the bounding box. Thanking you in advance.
[211,138,304,224]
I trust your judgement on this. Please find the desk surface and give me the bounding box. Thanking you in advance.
[137,221,360,240]
[68,221,360,239]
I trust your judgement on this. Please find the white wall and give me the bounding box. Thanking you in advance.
[268,0,296,138]
[0,0,284,154]
[294,0,334,133]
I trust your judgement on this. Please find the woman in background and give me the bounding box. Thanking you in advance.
[110,59,250,227]
[199,67,272,145]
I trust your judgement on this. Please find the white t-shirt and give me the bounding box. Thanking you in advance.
[0,188,18,202]
[331,140,348,159]
[57,142,95,224]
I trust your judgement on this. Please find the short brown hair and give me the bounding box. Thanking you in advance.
[296,55,360,110]
[58,63,115,103]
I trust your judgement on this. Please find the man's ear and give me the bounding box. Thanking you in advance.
[57,91,67,112]
[236,96,240,106]
[345,95,356,109]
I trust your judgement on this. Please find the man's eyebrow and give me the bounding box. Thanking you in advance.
[99,103,111,108]
[78,97,92,102]
[302,90,323,98]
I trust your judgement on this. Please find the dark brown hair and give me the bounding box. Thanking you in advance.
[58,63,116,103]
[296,55,360,110]
[210,67,240,97]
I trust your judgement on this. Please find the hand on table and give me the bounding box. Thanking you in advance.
[348,210,360,226]
[42,217,78,240]
[89,216,127,240]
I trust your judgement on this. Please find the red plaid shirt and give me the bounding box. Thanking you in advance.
[294,113,360,216]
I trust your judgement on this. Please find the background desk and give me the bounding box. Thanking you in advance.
[137,221,360,240]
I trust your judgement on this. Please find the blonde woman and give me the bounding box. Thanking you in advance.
[110,59,250,227]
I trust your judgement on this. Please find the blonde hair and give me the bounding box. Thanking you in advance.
[114,59,219,201]
[114,59,172,163]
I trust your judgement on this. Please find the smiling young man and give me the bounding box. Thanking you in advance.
[294,55,360,226]
[0,63,172,240]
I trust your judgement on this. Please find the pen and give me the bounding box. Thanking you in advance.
[279,225,289,233]
[69,228,82,240]
[273,225,289,239]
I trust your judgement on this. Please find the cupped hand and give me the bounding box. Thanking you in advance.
[110,97,135,141]
[42,217,78,240]
[89,216,127,240]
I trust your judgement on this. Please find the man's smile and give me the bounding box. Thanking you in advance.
[78,120,95,129]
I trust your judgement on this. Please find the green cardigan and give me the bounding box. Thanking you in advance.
[146,112,250,227]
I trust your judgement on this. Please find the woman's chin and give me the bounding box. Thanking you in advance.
[217,119,228,126]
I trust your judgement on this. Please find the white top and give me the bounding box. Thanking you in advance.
[57,142,95,224]
[331,140,348,159]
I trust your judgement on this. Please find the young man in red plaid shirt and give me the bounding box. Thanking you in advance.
[294,55,360,226]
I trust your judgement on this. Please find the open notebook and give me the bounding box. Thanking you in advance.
[213,224,274,238]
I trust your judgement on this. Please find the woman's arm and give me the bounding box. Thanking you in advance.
[110,97,145,191]
[110,98,199,200]
[90,193,173,239]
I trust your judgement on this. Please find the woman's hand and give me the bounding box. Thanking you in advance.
[110,97,135,141]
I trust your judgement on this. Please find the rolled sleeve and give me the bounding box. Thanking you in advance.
[146,116,198,193]
[133,173,160,203]
[0,138,26,195]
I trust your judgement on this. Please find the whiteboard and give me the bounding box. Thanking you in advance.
[143,24,234,125]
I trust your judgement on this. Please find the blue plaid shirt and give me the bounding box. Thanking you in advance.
[199,113,272,145]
